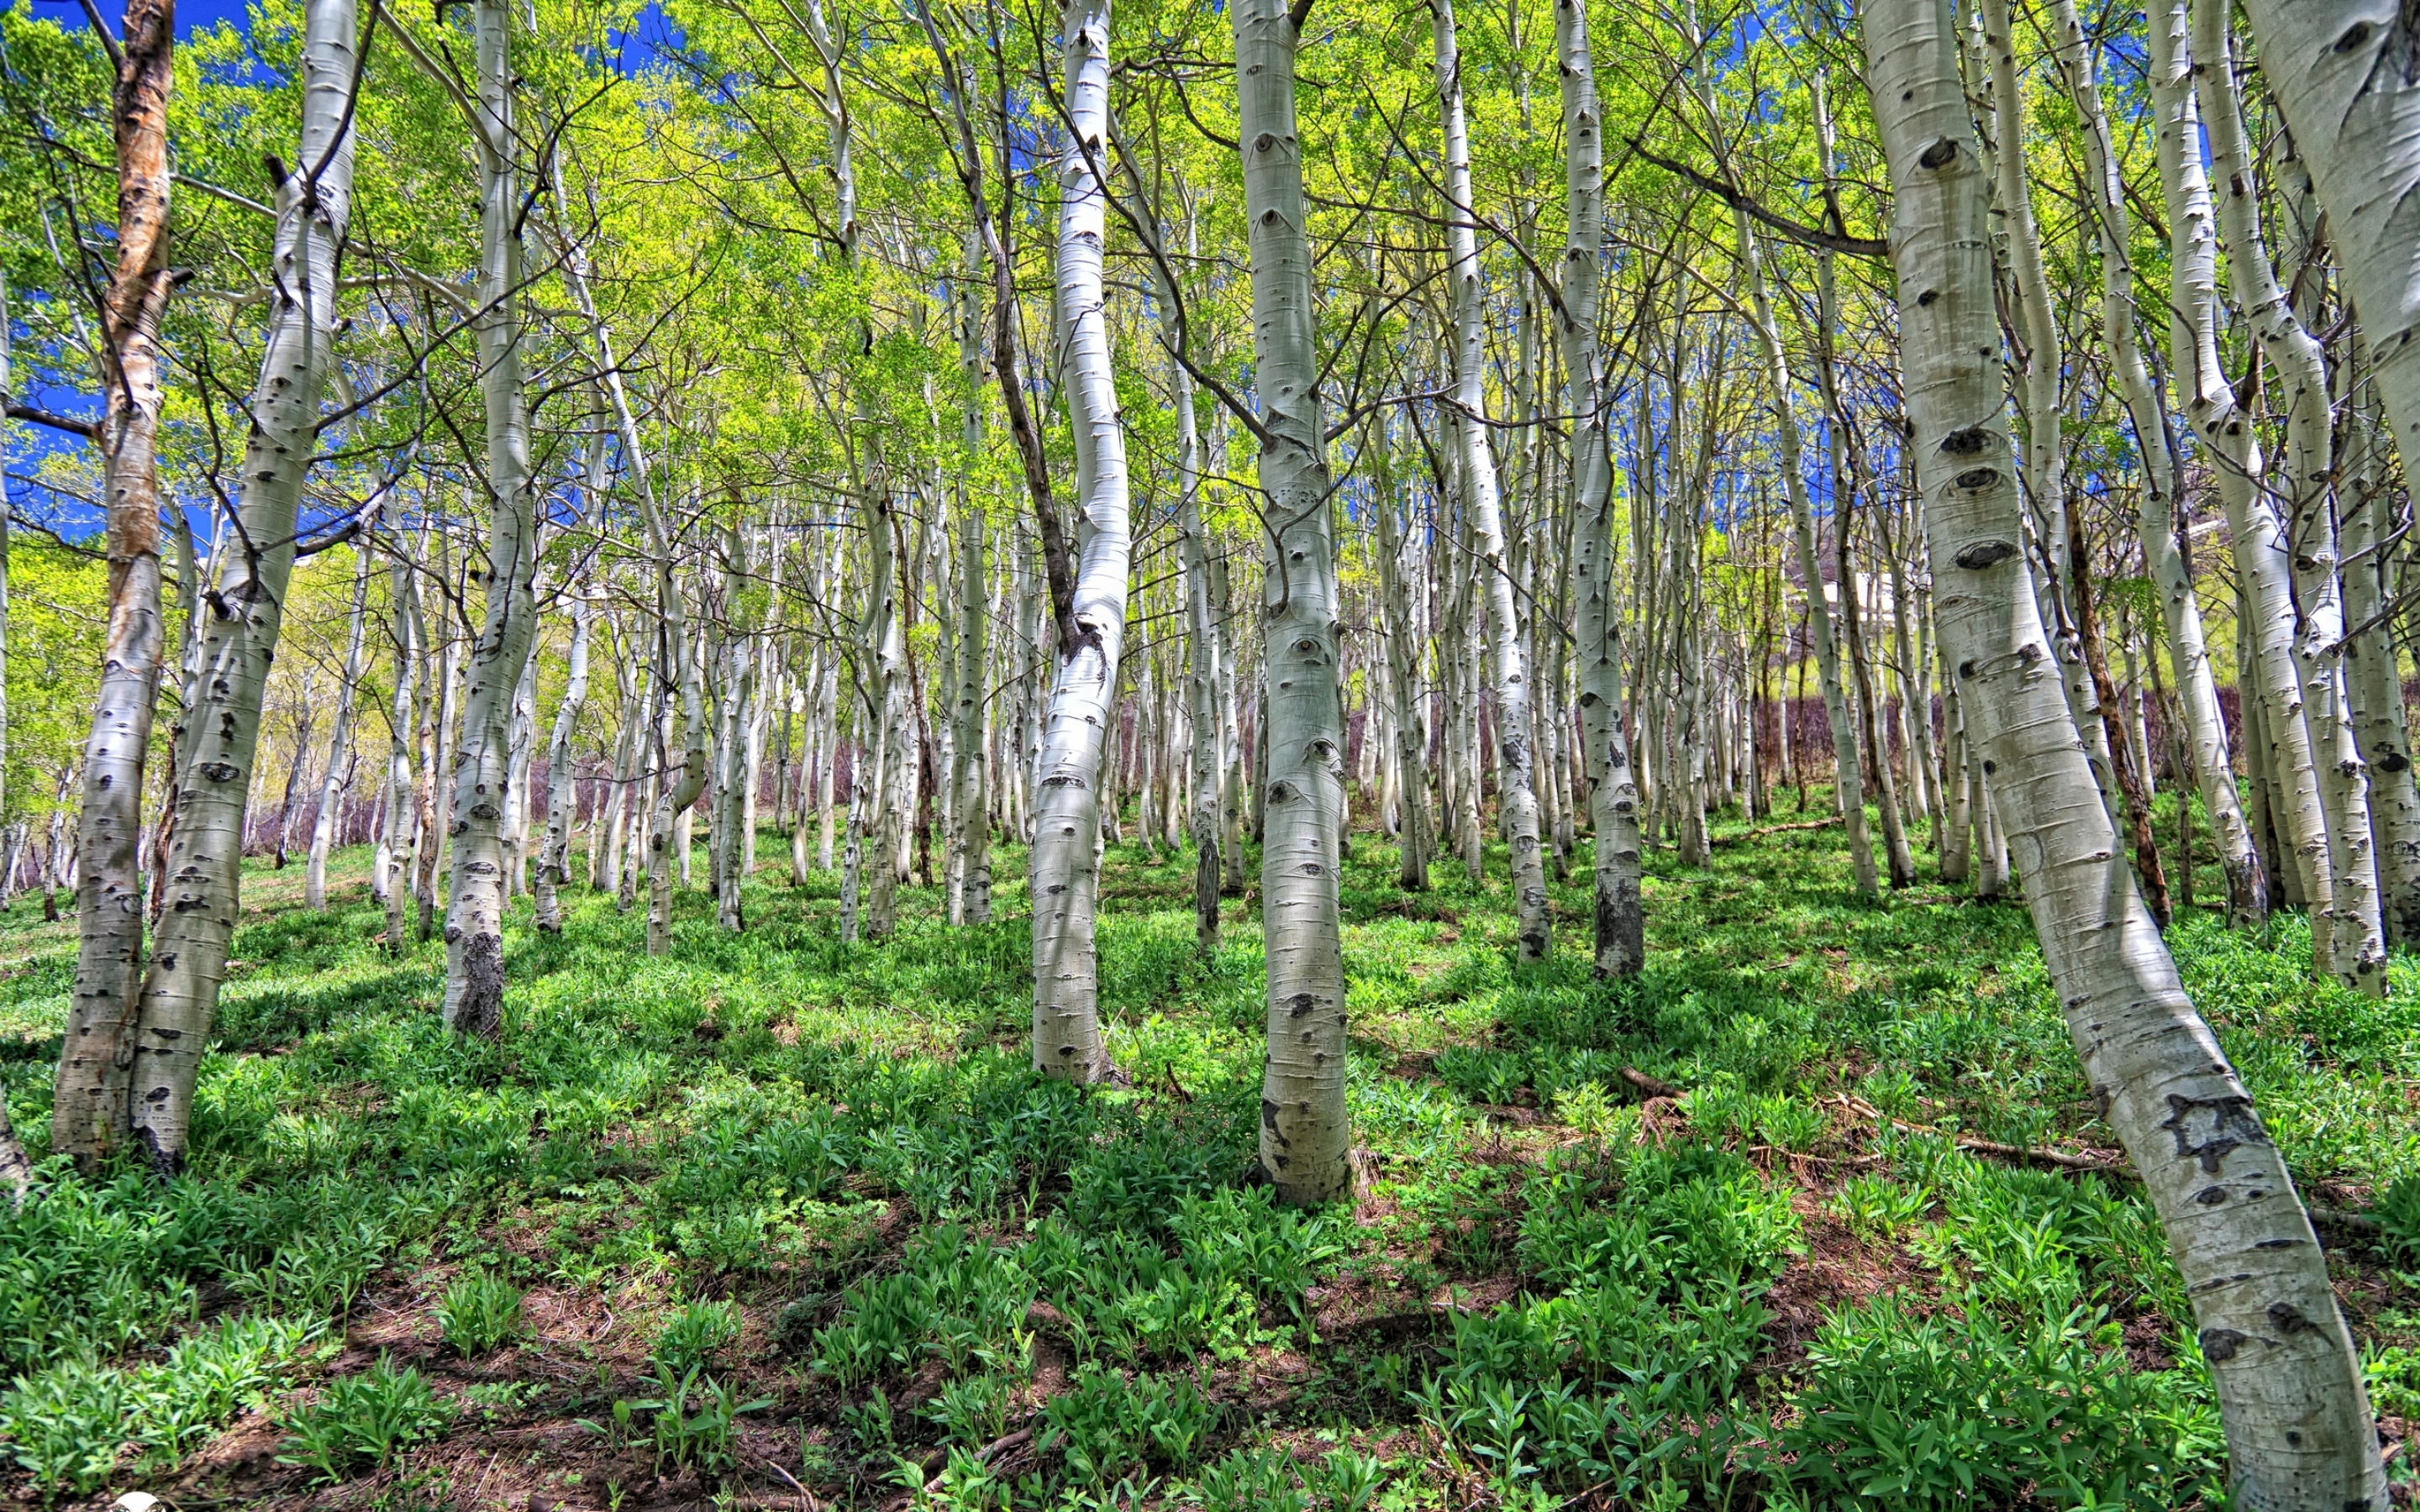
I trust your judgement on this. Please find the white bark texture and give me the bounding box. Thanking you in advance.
[1433,0,1549,960]
[2189,0,2349,974]
[54,0,175,1165]
[123,0,355,1167]
[2235,0,2420,986]
[951,237,993,927]
[2139,0,2269,927]
[443,0,542,1037]
[1032,0,1128,1080]
[1557,0,1640,974]
[308,528,376,911]
[534,585,594,932]
[1160,211,1225,944]
[1862,4,2386,1503]
[1239,0,1351,1204]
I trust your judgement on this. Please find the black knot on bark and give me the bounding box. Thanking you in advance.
[1954,539,2017,570]
[1940,425,1988,454]
[1918,137,1958,169]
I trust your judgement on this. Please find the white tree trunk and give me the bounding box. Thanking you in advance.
[442,0,542,1037]
[1028,0,1130,1079]
[1432,0,1548,958]
[1239,0,1351,1203]
[951,238,994,927]
[1735,212,1874,896]
[308,522,376,910]
[53,0,176,1167]
[2137,0,2270,927]
[1864,4,2386,1501]
[534,585,593,932]
[2189,0,2349,976]
[122,0,355,1165]
[1558,0,1641,973]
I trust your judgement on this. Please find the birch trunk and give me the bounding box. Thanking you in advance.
[1371,426,1432,893]
[121,0,354,1167]
[1432,0,1546,957]
[2189,0,2349,976]
[1239,0,1351,1202]
[2340,392,2420,942]
[1558,0,1641,973]
[1864,4,2386,1499]
[53,0,175,1167]
[308,526,376,911]
[2137,0,2269,928]
[951,238,993,927]
[1161,214,1226,940]
[1028,0,1129,1077]
[441,0,542,1037]
[1735,213,1875,897]
[534,585,593,932]
[381,541,421,949]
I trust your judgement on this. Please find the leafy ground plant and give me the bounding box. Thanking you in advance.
[275,1353,454,1483]
[436,1270,524,1356]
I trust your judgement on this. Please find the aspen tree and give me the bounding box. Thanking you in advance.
[1863,1,2386,1499]
[1432,0,1548,958]
[1156,197,1227,942]
[2187,0,2351,976]
[2134,0,2269,928]
[534,585,594,932]
[52,0,176,1166]
[308,525,376,911]
[950,234,993,927]
[119,0,357,1164]
[1026,0,1129,1079]
[439,0,543,1037]
[2212,0,2405,984]
[1237,0,1352,1203]
[1557,0,1641,973]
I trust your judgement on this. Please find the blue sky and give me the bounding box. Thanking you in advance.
[36,0,255,41]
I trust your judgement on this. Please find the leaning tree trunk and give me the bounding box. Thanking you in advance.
[2136,0,2268,928]
[308,517,376,911]
[2190,0,2349,977]
[52,0,176,1168]
[1862,3,2387,1504]
[534,584,593,932]
[121,0,355,1169]
[1433,0,1548,960]
[1031,0,1129,1080]
[1239,0,1351,1204]
[443,0,542,1038]
[1558,0,1642,974]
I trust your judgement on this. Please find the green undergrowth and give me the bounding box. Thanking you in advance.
[0,789,2412,1507]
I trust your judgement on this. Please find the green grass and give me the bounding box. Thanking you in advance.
[0,790,2414,1507]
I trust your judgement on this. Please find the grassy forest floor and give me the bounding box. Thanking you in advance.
[4,791,2420,1509]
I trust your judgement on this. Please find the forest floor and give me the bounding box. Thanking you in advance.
[3,793,2420,1509]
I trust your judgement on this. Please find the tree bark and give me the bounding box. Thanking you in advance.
[442,0,542,1037]
[1863,4,2386,1501]
[308,522,376,910]
[1031,0,1128,1079]
[1239,0,1351,1204]
[53,0,176,1168]
[2135,0,2270,928]
[534,585,593,932]
[1433,0,1548,958]
[1558,0,1641,973]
